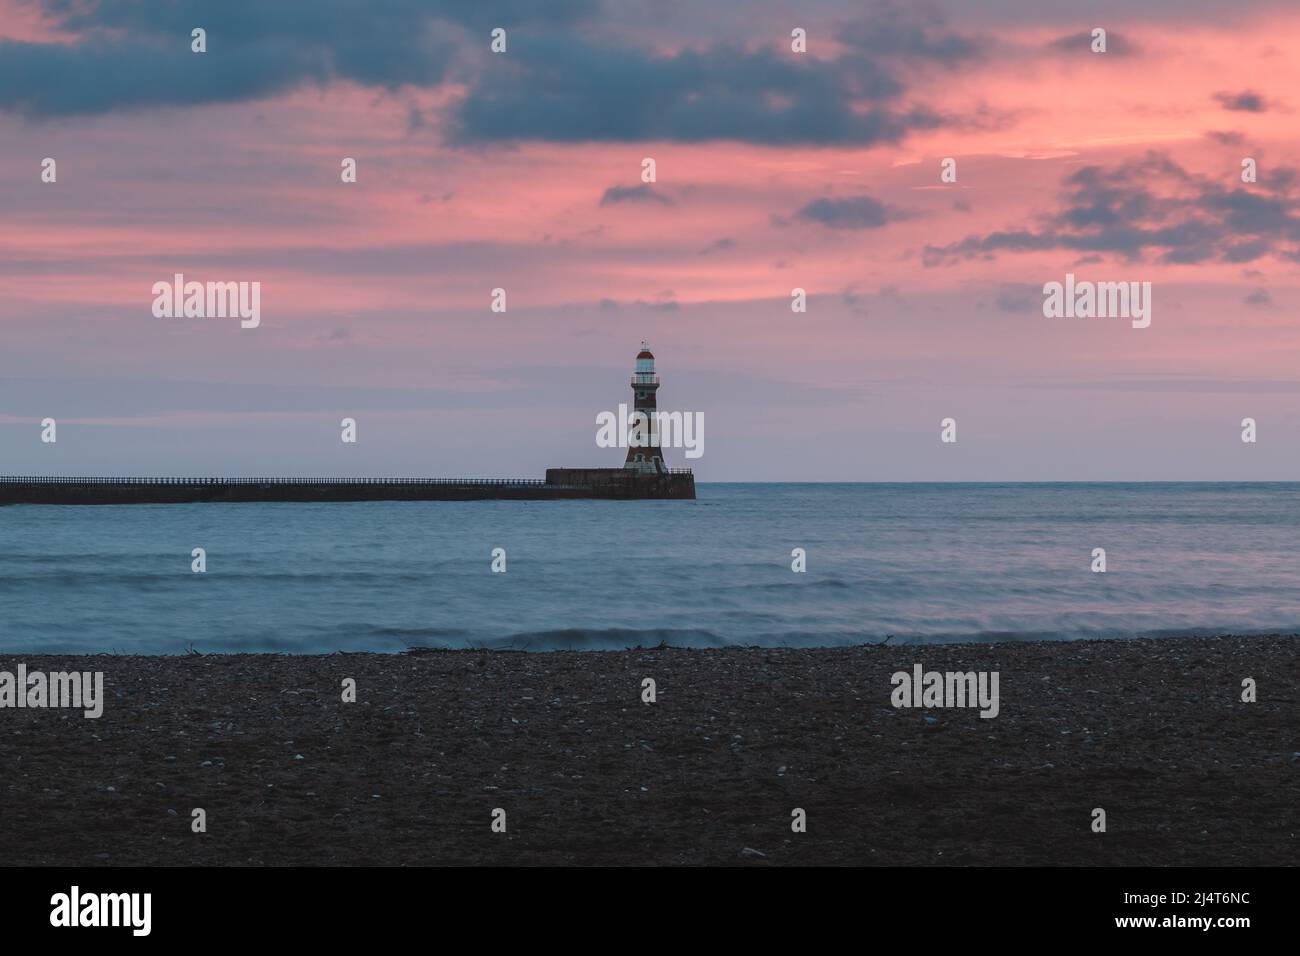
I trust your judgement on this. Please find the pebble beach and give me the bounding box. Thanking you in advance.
[1,635,1294,866]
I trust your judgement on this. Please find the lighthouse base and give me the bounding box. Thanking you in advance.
[545,468,696,499]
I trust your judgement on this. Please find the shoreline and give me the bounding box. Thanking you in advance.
[10,627,1300,656]
[1,635,1295,866]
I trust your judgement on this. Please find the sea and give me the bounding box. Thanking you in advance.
[2,483,1299,654]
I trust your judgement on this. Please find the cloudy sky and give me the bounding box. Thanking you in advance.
[2,0,1298,480]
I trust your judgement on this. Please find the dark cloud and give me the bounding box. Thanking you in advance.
[993,283,1039,312]
[450,0,988,145]
[634,296,679,312]
[838,1,985,64]
[796,195,907,229]
[593,293,679,311]
[1049,29,1139,56]
[1243,288,1273,306]
[451,30,951,145]
[0,34,337,117]
[5,0,973,147]
[924,151,1300,266]
[1204,130,1246,146]
[1214,90,1268,112]
[0,0,593,117]
[599,184,673,207]
[839,286,870,317]
[38,0,596,35]
[699,238,737,254]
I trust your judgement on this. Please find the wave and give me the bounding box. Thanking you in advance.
[471,627,729,651]
[408,625,1300,652]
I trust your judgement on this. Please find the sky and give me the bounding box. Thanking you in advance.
[2,0,1299,480]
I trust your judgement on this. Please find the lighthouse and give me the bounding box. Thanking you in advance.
[626,342,667,475]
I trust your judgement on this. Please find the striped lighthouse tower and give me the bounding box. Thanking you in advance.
[626,342,667,475]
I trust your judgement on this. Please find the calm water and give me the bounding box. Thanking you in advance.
[2,483,1299,654]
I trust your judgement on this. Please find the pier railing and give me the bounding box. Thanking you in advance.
[1,472,692,483]
[0,476,549,486]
